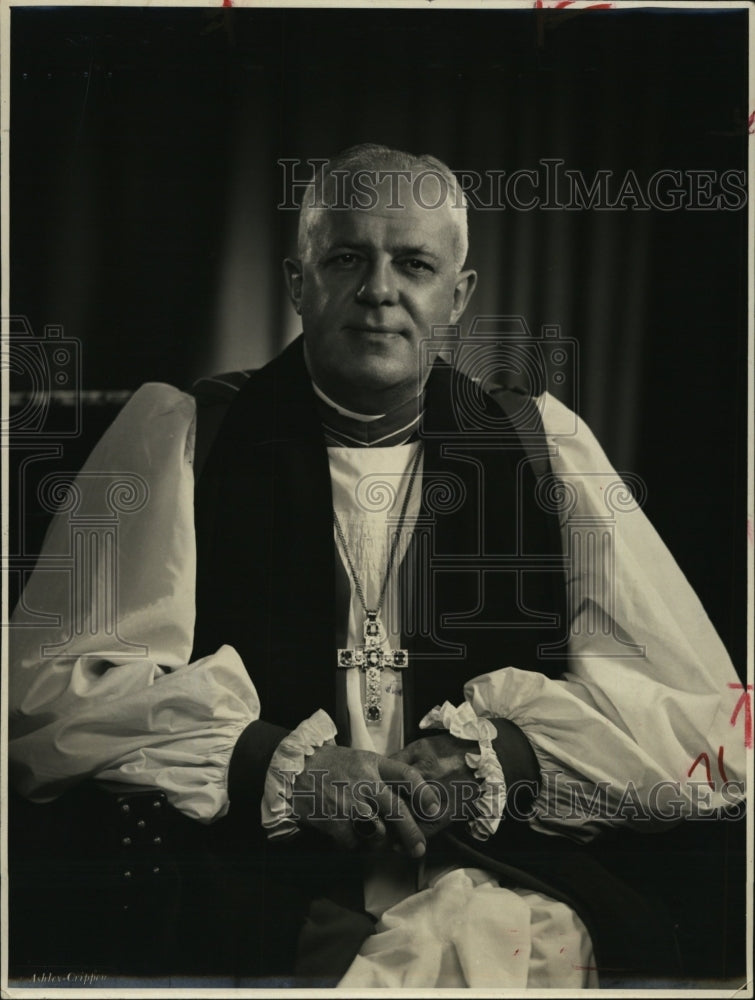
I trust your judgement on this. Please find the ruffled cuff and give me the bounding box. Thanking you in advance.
[261,709,338,841]
[419,700,507,841]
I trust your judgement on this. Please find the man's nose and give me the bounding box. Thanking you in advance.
[356,259,399,307]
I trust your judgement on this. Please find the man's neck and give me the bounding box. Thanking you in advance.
[310,380,385,422]
[303,345,425,418]
[307,363,426,448]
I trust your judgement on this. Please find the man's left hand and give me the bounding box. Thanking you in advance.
[391,733,481,839]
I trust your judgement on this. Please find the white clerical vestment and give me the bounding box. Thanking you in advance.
[327,440,597,987]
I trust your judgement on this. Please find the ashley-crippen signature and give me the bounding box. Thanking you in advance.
[29,972,109,985]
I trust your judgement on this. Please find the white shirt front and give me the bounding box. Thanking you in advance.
[330,442,422,757]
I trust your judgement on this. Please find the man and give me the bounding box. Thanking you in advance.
[9,144,745,987]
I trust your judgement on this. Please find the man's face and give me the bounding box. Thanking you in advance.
[284,181,476,413]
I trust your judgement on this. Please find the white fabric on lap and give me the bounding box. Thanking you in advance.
[340,868,597,988]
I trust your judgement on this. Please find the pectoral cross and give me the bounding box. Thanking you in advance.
[337,611,409,723]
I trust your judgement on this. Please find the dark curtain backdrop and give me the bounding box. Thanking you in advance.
[9,6,748,666]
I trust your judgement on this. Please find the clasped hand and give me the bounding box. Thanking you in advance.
[290,734,480,857]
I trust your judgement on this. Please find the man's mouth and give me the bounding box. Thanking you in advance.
[346,325,402,335]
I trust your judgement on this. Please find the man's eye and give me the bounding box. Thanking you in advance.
[404,259,433,273]
[330,253,359,266]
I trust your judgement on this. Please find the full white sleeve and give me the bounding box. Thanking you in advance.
[465,392,746,840]
[9,383,261,822]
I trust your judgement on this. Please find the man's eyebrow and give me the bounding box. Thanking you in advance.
[393,245,441,261]
[324,241,442,261]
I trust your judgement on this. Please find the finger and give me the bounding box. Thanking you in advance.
[378,758,443,820]
[390,744,415,765]
[373,783,426,859]
[326,812,386,852]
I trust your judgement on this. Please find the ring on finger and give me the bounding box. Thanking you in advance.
[352,813,381,840]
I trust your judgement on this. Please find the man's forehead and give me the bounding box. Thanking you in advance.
[311,199,458,251]
[318,162,452,205]
[298,160,468,266]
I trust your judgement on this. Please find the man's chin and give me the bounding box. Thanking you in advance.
[330,360,425,411]
[339,338,412,375]
[304,335,427,409]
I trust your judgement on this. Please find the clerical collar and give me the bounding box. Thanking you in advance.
[311,380,384,423]
[310,378,424,448]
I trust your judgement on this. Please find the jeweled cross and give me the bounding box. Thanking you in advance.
[337,611,409,723]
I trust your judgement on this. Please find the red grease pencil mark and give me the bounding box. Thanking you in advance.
[729,683,753,748]
[534,1,614,8]
[687,751,713,789]
[717,745,729,784]
[222,0,233,6]
[688,745,729,785]
[748,111,755,135]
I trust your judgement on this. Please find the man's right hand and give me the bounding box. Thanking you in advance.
[289,743,441,858]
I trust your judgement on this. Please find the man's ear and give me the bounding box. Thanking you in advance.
[450,268,478,324]
[283,258,303,315]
